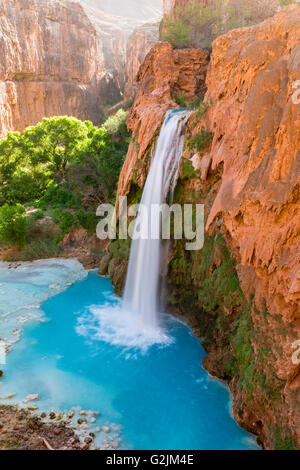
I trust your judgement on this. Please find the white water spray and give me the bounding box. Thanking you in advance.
[85,109,190,350]
[123,109,190,330]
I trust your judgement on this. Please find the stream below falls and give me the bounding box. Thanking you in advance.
[0,260,259,450]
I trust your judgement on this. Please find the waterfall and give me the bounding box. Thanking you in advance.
[123,109,190,330]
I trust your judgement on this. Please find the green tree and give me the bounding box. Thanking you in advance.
[23,116,92,177]
[0,204,28,247]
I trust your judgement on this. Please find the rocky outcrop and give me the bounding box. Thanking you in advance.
[0,0,163,137]
[79,2,159,106]
[0,0,106,136]
[203,4,300,324]
[117,42,209,198]
[114,4,300,449]
[196,7,300,446]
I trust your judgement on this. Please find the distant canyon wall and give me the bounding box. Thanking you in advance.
[0,0,161,137]
[0,0,106,136]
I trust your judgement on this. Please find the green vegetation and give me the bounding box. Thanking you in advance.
[0,111,130,252]
[160,0,279,49]
[0,204,28,247]
[174,93,189,108]
[4,240,62,262]
[272,426,297,450]
[278,0,297,6]
[190,128,213,152]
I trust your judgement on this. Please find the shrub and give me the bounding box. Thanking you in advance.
[160,0,279,49]
[103,109,129,138]
[174,93,189,107]
[51,211,80,242]
[0,204,28,247]
[37,183,79,209]
[190,128,213,152]
[4,240,62,262]
[76,209,98,235]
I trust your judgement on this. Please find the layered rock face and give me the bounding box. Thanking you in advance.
[0,0,162,137]
[0,0,106,136]
[117,42,209,197]
[204,5,300,325]
[115,5,300,449]
[190,4,300,447]
[79,2,160,106]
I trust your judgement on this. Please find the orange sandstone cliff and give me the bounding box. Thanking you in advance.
[114,5,300,449]
[0,0,107,136]
[0,0,161,137]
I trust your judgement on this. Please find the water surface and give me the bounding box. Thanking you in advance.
[0,265,259,450]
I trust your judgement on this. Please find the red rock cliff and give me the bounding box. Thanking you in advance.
[117,5,300,448]
[0,0,163,137]
[117,42,209,197]
[0,0,109,136]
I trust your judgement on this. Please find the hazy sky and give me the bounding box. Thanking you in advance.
[80,0,163,20]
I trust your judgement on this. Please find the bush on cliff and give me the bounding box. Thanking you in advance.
[160,0,280,49]
[0,204,28,247]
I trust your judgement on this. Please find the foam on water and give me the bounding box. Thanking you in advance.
[76,302,174,353]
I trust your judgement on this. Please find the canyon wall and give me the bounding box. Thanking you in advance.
[0,0,161,137]
[117,42,209,200]
[111,5,300,449]
[124,23,160,101]
[0,0,106,136]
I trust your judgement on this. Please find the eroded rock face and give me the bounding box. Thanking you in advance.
[203,4,300,324]
[116,5,300,449]
[0,0,163,137]
[117,42,209,197]
[197,8,300,444]
[0,0,106,136]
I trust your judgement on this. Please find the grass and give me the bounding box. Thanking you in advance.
[4,240,62,262]
[272,426,297,450]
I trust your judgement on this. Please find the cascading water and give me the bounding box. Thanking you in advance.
[123,109,190,330]
[84,109,191,350]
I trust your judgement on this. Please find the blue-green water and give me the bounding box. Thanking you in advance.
[0,268,259,450]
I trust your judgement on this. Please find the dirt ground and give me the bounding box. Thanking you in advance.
[0,405,94,450]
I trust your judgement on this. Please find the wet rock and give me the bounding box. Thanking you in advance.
[7,393,16,399]
[102,425,111,433]
[67,410,75,419]
[23,394,40,403]
[80,443,89,450]
[77,418,87,425]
